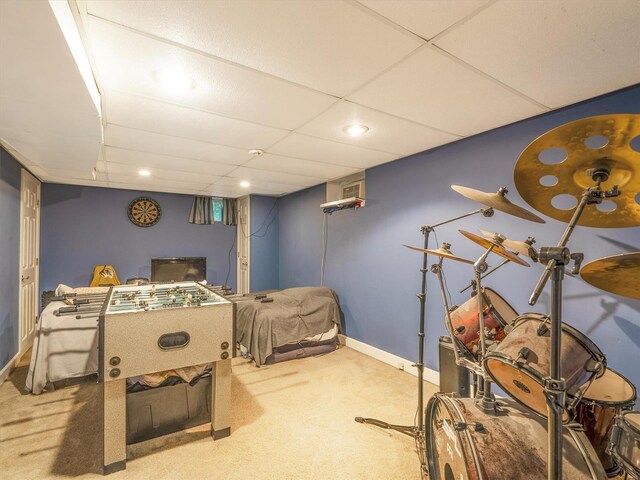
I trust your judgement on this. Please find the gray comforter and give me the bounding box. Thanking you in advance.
[236,287,341,366]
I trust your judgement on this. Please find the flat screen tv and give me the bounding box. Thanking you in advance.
[151,257,207,282]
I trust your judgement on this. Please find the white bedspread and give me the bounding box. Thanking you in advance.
[25,301,99,394]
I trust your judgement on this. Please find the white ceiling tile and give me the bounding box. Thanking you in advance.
[106,174,209,191]
[356,0,489,40]
[215,176,299,196]
[43,176,110,189]
[84,0,422,96]
[85,17,337,130]
[225,166,325,188]
[105,146,237,177]
[104,89,289,149]
[199,184,246,198]
[106,161,222,185]
[105,124,250,166]
[298,100,461,155]
[269,133,399,169]
[244,153,362,180]
[348,46,546,136]
[434,0,640,108]
[107,181,204,196]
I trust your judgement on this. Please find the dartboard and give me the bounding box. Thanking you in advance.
[127,197,161,227]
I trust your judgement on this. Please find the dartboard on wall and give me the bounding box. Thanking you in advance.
[127,197,161,227]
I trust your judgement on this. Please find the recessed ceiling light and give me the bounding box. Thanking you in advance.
[240,181,250,188]
[343,124,369,137]
[138,169,151,177]
[155,68,195,93]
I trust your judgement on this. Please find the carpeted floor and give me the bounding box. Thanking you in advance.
[0,346,438,479]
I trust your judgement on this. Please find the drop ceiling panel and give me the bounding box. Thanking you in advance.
[348,46,546,137]
[105,146,237,177]
[107,181,204,196]
[299,100,461,155]
[356,0,490,40]
[225,166,325,188]
[83,0,422,96]
[269,133,398,169]
[105,125,249,166]
[434,0,640,108]
[106,174,210,191]
[105,90,289,149]
[215,176,297,196]
[244,153,361,180]
[85,16,337,130]
[105,161,222,185]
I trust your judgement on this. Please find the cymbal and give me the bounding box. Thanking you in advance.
[403,244,474,264]
[514,114,640,228]
[451,185,545,224]
[580,252,640,299]
[458,230,530,267]
[479,229,535,258]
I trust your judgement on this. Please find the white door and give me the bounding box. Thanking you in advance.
[236,196,250,294]
[19,169,40,355]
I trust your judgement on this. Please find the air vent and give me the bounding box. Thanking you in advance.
[341,180,364,199]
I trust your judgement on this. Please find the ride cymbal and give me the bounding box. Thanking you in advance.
[451,185,546,224]
[580,252,640,299]
[458,230,530,267]
[403,244,474,264]
[479,229,536,258]
[514,114,640,228]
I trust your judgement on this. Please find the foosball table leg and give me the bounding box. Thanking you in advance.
[103,379,126,475]
[211,358,231,440]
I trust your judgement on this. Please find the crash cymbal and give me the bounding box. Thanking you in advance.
[451,185,546,224]
[514,114,640,228]
[580,252,640,299]
[458,230,530,267]
[479,229,536,258]
[403,244,474,264]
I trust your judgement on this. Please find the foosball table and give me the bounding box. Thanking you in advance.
[99,281,234,475]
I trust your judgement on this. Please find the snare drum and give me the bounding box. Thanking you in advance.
[609,411,640,479]
[447,288,518,359]
[425,393,607,479]
[484,313,606,419]
[576,368,637,476]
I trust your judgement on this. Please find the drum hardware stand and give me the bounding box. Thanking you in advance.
[472,238,501,413]
[460,237,536,294]
[529,167,619,306]
[431,254,484,376]
[355,207,493,446]
[536,246,574,480]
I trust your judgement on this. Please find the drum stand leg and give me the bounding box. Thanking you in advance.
[539,247,572,480]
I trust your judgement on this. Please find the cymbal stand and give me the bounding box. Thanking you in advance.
[431,251,483,376]
[460,237,536,294]
[536,246,574,480]
[529,167,619,306]
[471,237,502,413]
[355,207,493,444]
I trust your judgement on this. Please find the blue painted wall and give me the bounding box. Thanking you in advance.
[277,85,640,389]
[0,148,22,371]
[40,184,237,293]
[249,195,279,292]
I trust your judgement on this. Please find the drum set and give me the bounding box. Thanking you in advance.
[363,114,640,479]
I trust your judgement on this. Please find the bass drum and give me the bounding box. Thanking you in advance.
[425,393,607,480]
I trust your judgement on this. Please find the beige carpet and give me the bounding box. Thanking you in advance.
[0,346,438,479]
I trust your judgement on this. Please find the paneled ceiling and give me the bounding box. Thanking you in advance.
[1,0,639,197]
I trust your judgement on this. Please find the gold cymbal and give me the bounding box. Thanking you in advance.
[514,114,640,228]
[580,252,640,299]
[458,230,530,267]
[451,185,545,224]
[403,244,474,264]
[479,229,535,258]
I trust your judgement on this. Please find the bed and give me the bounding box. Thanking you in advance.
[234,286,342,367]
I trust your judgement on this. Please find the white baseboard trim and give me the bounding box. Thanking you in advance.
[338,334,439,386]
[0,351,21,386]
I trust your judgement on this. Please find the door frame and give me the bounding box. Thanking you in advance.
[236,195,250,294]
[19,169,40,357]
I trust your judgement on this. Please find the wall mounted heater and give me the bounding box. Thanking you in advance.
[320,197,365,214]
